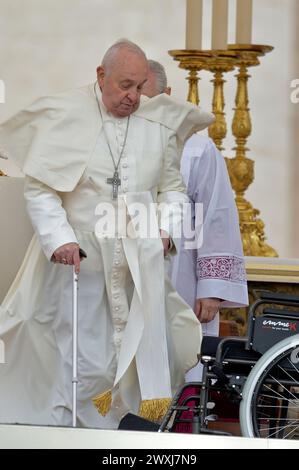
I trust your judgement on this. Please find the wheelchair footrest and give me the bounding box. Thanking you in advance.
[205,414,218,422]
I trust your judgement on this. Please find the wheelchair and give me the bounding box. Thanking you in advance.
[159,291,299,440]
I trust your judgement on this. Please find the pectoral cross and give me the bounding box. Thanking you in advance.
[107,171,121,199]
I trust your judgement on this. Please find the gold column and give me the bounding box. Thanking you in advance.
[226,44,277,256]
[187,69,200,105]
[205,53,235,151]
[168,50,214,105]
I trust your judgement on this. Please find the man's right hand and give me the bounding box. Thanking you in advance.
[51,242,81,274]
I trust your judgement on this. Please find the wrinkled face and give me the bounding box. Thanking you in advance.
[141,70,160,98]
[97,52,149,118]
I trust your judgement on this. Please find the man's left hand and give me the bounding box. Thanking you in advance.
[160,229,170,256]
[195,298,221,323]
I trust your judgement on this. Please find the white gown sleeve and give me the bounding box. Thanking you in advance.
[157,132,188,252]
[189,138,248,307]
[24,176,78,260]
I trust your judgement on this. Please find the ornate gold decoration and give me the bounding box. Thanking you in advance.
[168,50,212,105]
[205,53,235,151]
[92,389,112,416]
[187,69,200,105]
[169,50,236,151]
[139,398,172,422]
[226,44,277,257]
[92,390,171,422]
[0,170,6,176]
[168,45,277,257]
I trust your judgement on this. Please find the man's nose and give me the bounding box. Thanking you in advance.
[127,89,139,102]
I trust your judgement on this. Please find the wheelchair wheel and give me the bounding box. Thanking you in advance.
[240,334,299,439]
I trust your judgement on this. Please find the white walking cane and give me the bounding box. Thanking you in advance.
[71,248,87,427]
[72,266,79,427]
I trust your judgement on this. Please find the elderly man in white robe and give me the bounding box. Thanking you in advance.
[142,60,248,381]
[0,41,215,428]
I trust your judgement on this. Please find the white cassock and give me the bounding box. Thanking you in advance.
[170,133,249,381]
[0,85,214,428]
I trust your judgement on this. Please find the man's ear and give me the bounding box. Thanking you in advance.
[97,66,105,87]
[164,86,171,96]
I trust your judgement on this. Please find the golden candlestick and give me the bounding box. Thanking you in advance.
[205,53,235,151]
[168,45,277,257]
[169,50,236,151]
[187,69,200,105]
[226,44,277,256]
[168,49,218,105]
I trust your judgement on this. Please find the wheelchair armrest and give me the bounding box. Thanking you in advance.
[259,291,299,303]
[262,308,299,320]
[215,337,247,363]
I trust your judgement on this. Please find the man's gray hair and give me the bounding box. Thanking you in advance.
[102,39,147,74]
[148,60,168,94]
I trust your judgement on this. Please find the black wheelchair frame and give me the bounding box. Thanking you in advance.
[159,292,299,440]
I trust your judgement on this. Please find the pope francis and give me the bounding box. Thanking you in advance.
[0,40,214,429]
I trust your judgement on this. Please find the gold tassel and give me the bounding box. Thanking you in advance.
[92,389,112,416]
[139,398,172,422]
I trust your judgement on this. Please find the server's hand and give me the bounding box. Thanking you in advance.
[160,229,171,256]
[195,298,221,323]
